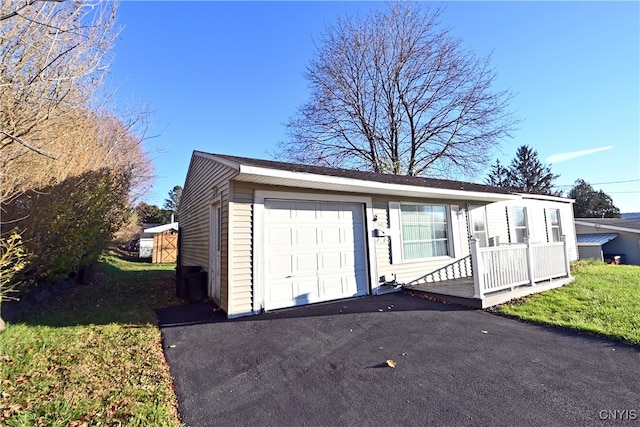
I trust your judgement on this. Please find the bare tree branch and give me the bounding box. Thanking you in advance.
[277,3,518,178]
[0,130,57,159]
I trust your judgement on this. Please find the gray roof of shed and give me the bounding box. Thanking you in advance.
[576,233,618,244]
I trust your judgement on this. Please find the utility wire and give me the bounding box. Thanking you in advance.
[555,179,640,188]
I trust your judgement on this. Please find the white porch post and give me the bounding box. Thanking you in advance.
[561,235,571,278]
[525,237,535,286]
[469,237,484,299]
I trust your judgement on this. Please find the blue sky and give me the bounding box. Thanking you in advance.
[110,1,639,213]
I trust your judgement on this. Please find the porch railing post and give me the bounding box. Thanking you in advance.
[561,235,571,278]
[469,237,484,299]
[525,237,535,286]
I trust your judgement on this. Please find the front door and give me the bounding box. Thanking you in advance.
[468,204,488,247]
[209,200,221,301]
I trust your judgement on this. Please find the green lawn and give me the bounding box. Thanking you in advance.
[0,253,183,426]
[498,260,640,345]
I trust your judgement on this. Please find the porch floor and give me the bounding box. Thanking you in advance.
[402,276,574,309]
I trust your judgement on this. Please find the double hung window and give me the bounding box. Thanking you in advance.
[400,204,449,260]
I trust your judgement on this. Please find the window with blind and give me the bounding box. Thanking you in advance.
[549,208,561,242]
[513,207,528,243]
[400,204,449,260]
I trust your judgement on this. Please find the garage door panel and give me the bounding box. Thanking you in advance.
[295,253,319,273]
[267,201,294,218]
[267,255,292,276]
[264,199,368,311]
[295,228,318,245]
[267,227,292,246]
[320,251,342,270]
[294,201,318,219]
[320,276,344,296]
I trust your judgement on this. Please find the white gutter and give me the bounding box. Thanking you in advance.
[574,220,640,235]
[234,164,519,202]
[518,193,575,203]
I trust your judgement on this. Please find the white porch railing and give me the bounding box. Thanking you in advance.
[469,236,571,299]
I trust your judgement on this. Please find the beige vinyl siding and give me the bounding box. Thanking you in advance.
[227,183,254,316]
[179,153,237,311]
[373,196,472,286]
[485,203,511,245]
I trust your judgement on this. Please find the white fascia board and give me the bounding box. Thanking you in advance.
[237,165,519,202]
[518,193,575,203]
[198,152,241,170]
[574,220,640,235]
[144,222,179,233]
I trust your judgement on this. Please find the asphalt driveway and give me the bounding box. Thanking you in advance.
[157,293,640,427]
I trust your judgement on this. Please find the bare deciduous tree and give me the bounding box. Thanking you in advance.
[277,3,517,177]
[0,0,118,201]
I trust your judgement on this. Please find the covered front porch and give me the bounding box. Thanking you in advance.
[401,237,574,308]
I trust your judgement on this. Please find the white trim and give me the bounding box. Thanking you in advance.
[574,220,640,235]
[196,151,241,170]
[209,195,222,304]
[518,193,575,203]
[253,190,377,312]
[450,205,461,258]
[237,165,518,202]
[388,202,402,265]
[143,222,179,233]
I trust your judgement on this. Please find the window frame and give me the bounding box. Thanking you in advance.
[390,202,454,263]
[512,206,529,243]
[548,208,562,242]
[467,204,488,247]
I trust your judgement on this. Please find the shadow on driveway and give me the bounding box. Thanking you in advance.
[158,293,639,427]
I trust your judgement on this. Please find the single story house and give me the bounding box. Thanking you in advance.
[574,218,640,265]
[179,152,577,318]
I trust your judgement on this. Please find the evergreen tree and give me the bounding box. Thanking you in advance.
[163,185,182,220]
[486,145,559,195]
[485,159,511,187]
[569,179,621,218]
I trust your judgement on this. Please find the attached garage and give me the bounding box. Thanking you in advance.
[262,199,368,310]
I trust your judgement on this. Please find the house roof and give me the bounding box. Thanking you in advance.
[197,151,564,203]
[575,218,640,234]
[576,233,618,245]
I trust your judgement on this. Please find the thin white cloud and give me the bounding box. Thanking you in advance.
[547,146,614,164]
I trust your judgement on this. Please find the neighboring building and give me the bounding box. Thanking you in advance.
[179,152,577,318]
[139,222,179,259]
[575,218,640,265]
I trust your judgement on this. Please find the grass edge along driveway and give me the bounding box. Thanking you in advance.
[0,253,183,426]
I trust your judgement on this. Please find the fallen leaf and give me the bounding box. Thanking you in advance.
[386,359,397,368]
[378,309,384,312]
[169,345,176,348]
[481,330,488,334]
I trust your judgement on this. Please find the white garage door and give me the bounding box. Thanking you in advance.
[264,199,368,310]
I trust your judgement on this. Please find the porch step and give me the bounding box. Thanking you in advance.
[403,287,483,309]
[403,276,574,309]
